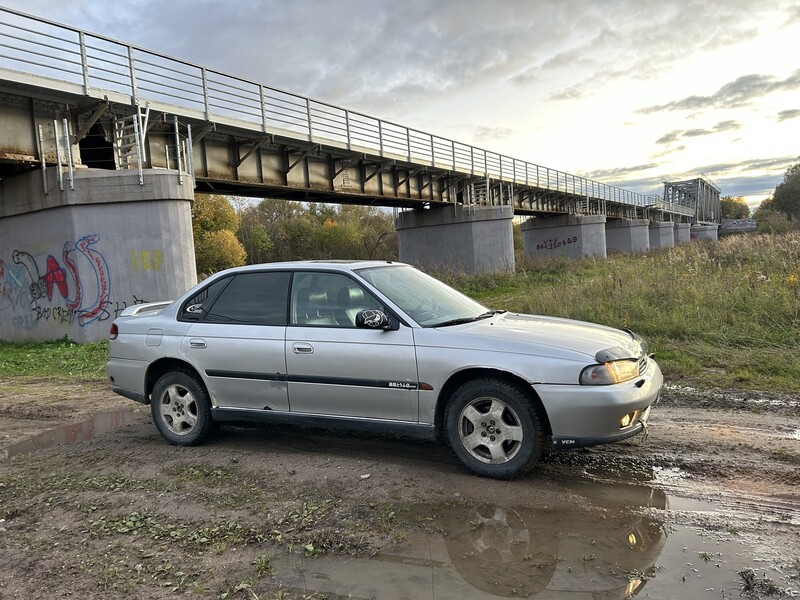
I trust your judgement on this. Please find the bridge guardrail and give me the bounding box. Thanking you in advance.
[0,7,696,216]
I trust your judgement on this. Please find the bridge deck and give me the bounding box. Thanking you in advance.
[0,6,696,218]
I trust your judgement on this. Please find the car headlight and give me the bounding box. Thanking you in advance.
[580,359,640,385]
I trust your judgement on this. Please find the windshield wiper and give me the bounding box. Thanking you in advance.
[432,310,505,328]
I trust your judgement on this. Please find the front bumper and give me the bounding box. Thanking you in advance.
[536,359,662,450]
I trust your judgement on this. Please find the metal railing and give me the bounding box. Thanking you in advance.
[0,6,677,214]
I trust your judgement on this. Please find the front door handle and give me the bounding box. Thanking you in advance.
[189,338,207,349]
[292,342,314,354]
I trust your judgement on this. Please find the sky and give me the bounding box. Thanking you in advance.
[3,0,799,212]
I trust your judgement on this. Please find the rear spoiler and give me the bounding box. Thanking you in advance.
[119,300,173,317]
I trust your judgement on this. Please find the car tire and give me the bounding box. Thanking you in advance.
[445,378,544,479]
[151,370,214,446]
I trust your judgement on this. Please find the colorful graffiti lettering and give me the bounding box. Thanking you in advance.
[1,235,156,334]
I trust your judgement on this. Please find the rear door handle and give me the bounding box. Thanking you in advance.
[189,338,207,349]
[292,342,314,354]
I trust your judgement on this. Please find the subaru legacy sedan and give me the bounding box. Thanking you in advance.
[107,261,662,479]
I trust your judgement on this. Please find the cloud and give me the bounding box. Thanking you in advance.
[778,109,800,121]
[639,70,800,114]
[580,163,661,180]
[656,121,742,145]
[472,125,516,142]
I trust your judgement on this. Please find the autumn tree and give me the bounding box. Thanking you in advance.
[192,193,247,276]
[719,196,750,219]
[237,200,397,263]
[772,162,800,221]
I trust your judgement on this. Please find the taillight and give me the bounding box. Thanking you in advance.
[109,323,118,340]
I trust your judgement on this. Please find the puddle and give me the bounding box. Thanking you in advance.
[268,499,793,599]
[264,476,797,599]
[1,409,143,459]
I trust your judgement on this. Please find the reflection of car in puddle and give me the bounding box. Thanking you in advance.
[439,498,665,598]
[276,483,668,599]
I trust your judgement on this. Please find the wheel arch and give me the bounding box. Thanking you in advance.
[145,357,205,399]
[434,368,552,439]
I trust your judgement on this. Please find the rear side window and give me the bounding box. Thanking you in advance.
[204,272,290,325]
[181,277,232,321]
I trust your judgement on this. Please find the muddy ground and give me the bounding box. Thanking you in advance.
[0,378,798,599]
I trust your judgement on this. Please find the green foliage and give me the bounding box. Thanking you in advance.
[194,229,247,278]
[720,196,750,219]
[237,200,397,263]
[191,194,247,276]
[0,338,109,380]
[753,197,799,234]
[772,163,800,221]
[192,193,239,235]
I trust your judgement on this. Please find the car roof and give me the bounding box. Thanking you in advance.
[213,260,407,276]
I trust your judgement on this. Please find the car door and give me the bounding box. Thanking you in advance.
[180,271,290,411]
[285,271,419,421]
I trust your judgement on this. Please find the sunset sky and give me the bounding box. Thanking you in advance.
[4,0,799,211]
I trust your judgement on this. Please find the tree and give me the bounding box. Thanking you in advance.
[192,194,247,275]
[236,200,398,264]
[719,196,750,219]
[752,196,797,234]
[772,163,800,221]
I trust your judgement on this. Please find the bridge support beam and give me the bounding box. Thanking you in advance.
[0,168,196,342]
[395,205,515,273]
[605,218,650,253]
[521,214,607,260]
[648,221,675,250]
[674,222,691,244]
[690,224,719,241]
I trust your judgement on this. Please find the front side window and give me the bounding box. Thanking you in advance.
[290,271,384,327]
[203,271,290,325]
[357,265,487,327]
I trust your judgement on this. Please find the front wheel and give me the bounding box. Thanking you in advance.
[151,370,214,446]
[445,378,544,479]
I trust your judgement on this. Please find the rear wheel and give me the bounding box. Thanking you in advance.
[151,370,213,446]
[445,378,544,479]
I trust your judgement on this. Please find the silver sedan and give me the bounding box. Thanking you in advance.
[106,261,662,479]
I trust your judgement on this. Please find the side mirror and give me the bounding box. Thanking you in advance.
[355,309,395,331]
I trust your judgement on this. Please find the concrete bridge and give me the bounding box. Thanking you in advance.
[0,7,720,342]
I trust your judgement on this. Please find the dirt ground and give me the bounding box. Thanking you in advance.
[0,378,798,599]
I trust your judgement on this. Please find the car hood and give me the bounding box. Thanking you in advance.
[419,312,643,361]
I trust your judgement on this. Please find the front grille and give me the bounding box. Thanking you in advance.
[638,356,648,375]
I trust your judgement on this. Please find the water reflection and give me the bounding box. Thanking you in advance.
[2,410,142,459]
[275,484,669,599]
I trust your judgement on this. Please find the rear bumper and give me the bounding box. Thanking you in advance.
[111,386,149,404]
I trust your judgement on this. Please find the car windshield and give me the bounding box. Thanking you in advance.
[356,265,492,327]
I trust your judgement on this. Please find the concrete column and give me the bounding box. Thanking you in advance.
[521,214,607,260]
[396,205,514,273]
[605,218,650,253]
[674,222,691,244]
[648,221,675,250]
[690,224,719,241]
[0,168,196,342]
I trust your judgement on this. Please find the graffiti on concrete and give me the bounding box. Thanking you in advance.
[535,235,580,252]
[1,234,151,331]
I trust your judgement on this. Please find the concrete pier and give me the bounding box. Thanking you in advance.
[0,168,196,342]
[396,205,515,273]
[605,218,650,253]
[521,214,607,260]
[648,221,675,250]
[690,224,719,241]
[674,222,691,244]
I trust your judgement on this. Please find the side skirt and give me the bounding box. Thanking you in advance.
[211,408,437,441]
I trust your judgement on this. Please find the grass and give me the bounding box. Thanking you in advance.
[437,231,800,391]
[1,232,798,391]
[0,338,109,380]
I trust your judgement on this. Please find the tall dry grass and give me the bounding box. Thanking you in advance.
[441,232,800,390]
